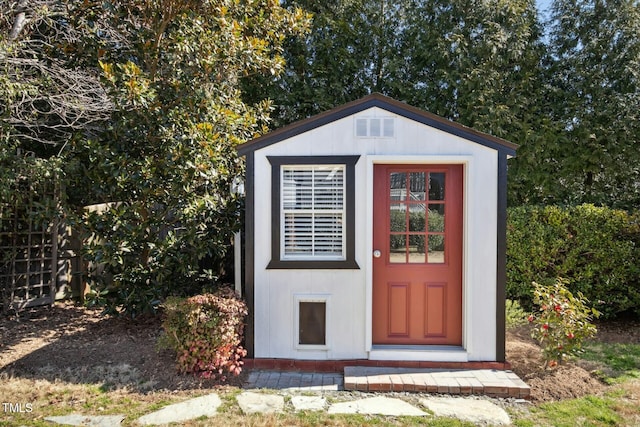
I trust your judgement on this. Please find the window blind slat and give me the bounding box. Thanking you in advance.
[282,165,345,258]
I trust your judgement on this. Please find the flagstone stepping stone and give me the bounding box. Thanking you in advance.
[291,396,326,411]
[327,396,426,417]
[44,414,124,427]
[136,393,221,425]
[236,391,285,414]
[421,397,511,425]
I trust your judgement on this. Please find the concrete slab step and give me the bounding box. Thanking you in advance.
[343,366,530,398]
[44,414,125,427]
[136,393,222,425]
[328,396,427,417]
[291,396,326,411]
[422,396,511,425]
[236,391,285,414]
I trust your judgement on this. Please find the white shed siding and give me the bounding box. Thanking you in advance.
[253,107,498,361]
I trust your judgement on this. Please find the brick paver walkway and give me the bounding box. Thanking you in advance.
[344,367,530,398]
[244,367,530,399]
[244,371,344,391]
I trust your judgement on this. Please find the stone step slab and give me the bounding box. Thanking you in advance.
[44,414,124,427]
[327,396,427,417]
[136,393,222,425]
[291,396,327,411]
[236,391,285,414]
[421,396,511,425]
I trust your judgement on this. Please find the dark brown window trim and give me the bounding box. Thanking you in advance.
[267,155,360,270]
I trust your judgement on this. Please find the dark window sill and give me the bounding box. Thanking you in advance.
[267,259,360,270]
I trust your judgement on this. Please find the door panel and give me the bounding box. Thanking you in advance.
[424,283,446,337]
[372,164,463,345]
[388,283,410,336]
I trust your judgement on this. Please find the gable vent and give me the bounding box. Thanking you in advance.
[355,117,395,138]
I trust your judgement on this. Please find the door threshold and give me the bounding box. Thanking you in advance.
[369,345,468,362]
[372,344,464,352]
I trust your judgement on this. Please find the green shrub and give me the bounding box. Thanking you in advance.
[159,287,248,380]
[507,204,640,318]
[529,279,599,368]
[505,299,529,329]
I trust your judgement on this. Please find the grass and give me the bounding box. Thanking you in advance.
[0,376,477,427]
[514,383,640,427]
[2,328,640,426]
[2,375,639,427]
[494,327,640,425]
[0,376,190,426]
[0,373,468,427]
[581,342,640,383]
[532,395,621,426]
[510,341,640,426]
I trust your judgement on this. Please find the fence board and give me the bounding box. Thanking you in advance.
[0,184,57,311]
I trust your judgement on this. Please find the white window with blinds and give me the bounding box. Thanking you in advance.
[281,165,346,260]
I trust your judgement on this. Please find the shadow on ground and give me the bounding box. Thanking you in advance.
[0,304,234,392]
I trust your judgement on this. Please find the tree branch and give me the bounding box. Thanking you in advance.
[9,0,29,41]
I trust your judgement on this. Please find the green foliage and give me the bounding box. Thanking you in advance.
[507,0,640,210]
[529,279,599,368]
[396,0,544,137]
[159,287,248,379]
[505,299,529,329]
[68,0,310,315]
[507,205,640,318]
[246,0,406,126]
[249,0,640,211]
[0,148,60,223]
[3,0,640,317]
[251,0,543,136]
[0,147,61,312]
[0,1,113,154]
[540,0,640,211]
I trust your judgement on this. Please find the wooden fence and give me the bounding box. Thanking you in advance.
[0,188,83,312]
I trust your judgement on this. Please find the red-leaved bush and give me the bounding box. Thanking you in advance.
[160,287,248,380]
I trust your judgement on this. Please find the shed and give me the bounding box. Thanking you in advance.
[236,93,517,367]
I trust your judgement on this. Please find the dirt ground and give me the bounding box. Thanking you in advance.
[0,302,636,402]
[506,327,601,402]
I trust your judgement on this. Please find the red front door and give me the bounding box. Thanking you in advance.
[372,164,463,345]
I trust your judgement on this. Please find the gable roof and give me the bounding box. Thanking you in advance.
[237,93,518,156]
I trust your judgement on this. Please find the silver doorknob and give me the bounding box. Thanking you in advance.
[373,250,381,258]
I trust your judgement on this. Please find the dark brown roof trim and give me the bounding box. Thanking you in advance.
[237,93,518,156]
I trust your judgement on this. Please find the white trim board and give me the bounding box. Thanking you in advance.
[364,155,475,361]
[369,346,468,362]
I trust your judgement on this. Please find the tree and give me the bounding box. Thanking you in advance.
[0,0,113,154]
[69,0,310,315]
[250,0,545,164]
[1,1,116,244]
[542,0,640,210]
[1,2,115,305]
[395,0,544,136]
[245,0,409,127]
